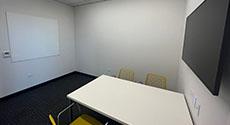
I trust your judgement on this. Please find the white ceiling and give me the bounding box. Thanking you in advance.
[54,0,107,6]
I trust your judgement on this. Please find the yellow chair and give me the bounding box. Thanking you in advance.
[49,103,103,125]
[118,68,134,81]
[145,73,167,89]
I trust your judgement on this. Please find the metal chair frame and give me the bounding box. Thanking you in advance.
[56,102,109,125]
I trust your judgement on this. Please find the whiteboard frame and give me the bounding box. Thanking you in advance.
[6,12,60,62]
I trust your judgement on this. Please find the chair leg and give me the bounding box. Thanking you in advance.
[57,102,75,125]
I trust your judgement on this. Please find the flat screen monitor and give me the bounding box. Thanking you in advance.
[182,0,229,95]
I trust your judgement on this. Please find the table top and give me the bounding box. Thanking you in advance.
[67,75,193,125]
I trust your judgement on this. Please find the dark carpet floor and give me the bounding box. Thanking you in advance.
[0,72,119,125]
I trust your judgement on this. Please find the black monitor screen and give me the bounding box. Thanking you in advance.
[182,0,229,95]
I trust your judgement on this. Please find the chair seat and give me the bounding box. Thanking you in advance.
[70,114,103,125]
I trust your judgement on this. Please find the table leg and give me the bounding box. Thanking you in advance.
[69,99,73,122]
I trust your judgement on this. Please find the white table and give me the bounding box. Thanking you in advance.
[67,75,193,125]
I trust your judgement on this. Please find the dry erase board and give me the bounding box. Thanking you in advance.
[6,12,59,62]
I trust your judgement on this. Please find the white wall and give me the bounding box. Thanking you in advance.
[0,0,75,98]
[228,113,230,124]
[186,0,205,16]
[75,0,186,91]
[177,0,230,125]
[178,61,230,125]
[228,115,230,125]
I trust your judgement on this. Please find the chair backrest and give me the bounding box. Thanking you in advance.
[145,73,167,89]
[118,68,134,81]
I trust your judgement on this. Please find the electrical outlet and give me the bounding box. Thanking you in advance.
[189,90,201,117]
[27,73,33,78]
[193,96,197,108]
[106,68,112,76]
[195,102,201,117]
[193,95,201,117]
[189,90,196,106]
[2,50,11,58]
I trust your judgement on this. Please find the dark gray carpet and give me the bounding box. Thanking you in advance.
[0,72,119,125]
